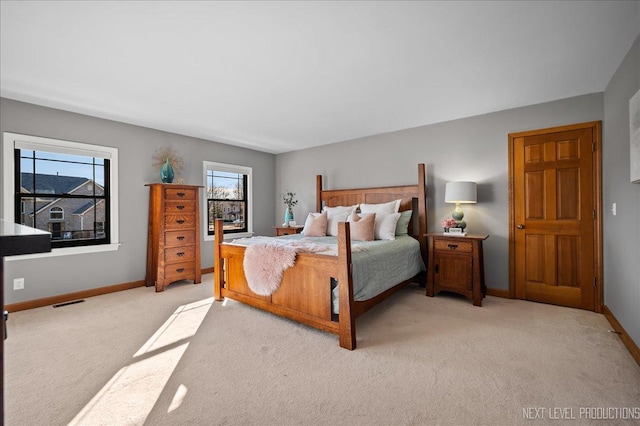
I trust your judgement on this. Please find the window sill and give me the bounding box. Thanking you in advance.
[5,243,120,261]
[204,232,254,242]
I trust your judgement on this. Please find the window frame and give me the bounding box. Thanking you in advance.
[2,132,120,259]
[49,206,64,221]
[202,161,253,241]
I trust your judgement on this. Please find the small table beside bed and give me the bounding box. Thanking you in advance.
[214,163,428,350]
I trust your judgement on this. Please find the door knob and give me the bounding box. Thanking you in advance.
[517,224,525,229]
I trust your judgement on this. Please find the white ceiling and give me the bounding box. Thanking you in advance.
[1,1,639,154]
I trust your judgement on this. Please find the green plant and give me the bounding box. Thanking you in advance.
[282,191,298,209]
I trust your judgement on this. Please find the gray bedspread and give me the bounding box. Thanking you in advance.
[229,234,425,313]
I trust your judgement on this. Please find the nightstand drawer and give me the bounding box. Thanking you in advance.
[275,226,304,236]
[434,239,473,253]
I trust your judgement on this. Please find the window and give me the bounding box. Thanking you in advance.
[49,207,64,221]
[203,161,252,239]
[2,132,119,256]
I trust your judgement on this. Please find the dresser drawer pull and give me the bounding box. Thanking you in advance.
[176,219,185,224]
[176,205,185,210]
[447,244,458,249]
[177,236,185,241]
[177,192,186,197]
[176,252,185,257]
[176,268,185,273]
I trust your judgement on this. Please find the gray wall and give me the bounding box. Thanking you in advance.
[603,35,640,345]
[1,98,276,304]
[275,93,603,292]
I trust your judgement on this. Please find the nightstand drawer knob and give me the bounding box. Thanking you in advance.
[176,219,185,224]
[447,244,458,249]
[177,192,186,197]
[176,205,185,210]
[176,268,185,273]
[177,236,185,241]
[177,252,185,257]
[518,224,525,229]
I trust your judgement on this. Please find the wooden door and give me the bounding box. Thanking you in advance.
[509,122,602,311]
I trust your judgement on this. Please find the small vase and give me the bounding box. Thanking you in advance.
[160,158,174,183]
[284,206,293,225]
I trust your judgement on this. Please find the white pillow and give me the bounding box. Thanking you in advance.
[359,199,401,215]
[373,212,401,240]
[323,205,357,236]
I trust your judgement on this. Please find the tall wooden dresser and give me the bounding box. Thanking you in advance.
[145,183,202,292]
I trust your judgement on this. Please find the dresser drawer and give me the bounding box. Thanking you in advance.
[434,239,473,253]
[165,245,195,263]
[165,230,196,247]
[164,214,197,230]
[165,188,196,201]
[165,201,196,213]
[163,261,195,282]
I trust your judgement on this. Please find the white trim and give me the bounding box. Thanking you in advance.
[202,160,253,241]
[5,243,120,261]
[2,132,119,257]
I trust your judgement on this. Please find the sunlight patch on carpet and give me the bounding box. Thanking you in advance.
[68,297,213,425]
[135,297,213,357]
[168,384,188,413]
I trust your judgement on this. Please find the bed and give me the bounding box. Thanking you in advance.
[213,164,427,349]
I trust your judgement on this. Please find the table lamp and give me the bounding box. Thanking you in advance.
[445,181,477,231]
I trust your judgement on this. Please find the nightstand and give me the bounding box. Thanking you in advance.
[274,226,304,236]
[426,233,489,306]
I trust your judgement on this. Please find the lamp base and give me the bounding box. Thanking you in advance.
[452,204,467,231]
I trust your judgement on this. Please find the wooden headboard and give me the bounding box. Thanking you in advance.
[315,164,428,259]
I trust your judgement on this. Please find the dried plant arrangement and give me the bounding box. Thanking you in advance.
[152,146,184,177]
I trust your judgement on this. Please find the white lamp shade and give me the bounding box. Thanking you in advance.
[445,181,477,204]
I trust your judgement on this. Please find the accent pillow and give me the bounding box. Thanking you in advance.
[373,212,401,240]
[347,212,375,241]
[359,199,401,215]
[323,205,358,236]
[302,211,327,237]
[395,210,412,236]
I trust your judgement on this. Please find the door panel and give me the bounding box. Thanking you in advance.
[510,122,602,311]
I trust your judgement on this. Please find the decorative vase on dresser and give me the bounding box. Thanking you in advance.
[145,183,203,292]
[160,158,175,183]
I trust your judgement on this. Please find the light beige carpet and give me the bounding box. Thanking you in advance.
[5,274,640,426]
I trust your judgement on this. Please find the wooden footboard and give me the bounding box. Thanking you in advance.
[214,219,356,349]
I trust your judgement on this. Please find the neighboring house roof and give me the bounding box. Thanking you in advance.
[21,173,89,194]
[72,199,104,215]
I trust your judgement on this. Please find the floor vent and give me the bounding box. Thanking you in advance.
[53,300,85,308]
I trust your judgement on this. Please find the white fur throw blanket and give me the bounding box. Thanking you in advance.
[239,238,332,296]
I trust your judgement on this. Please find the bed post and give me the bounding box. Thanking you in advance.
[316,175,323,212]
[417,164,428,263]
[337,221,356,350]
[214,219,224,301]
